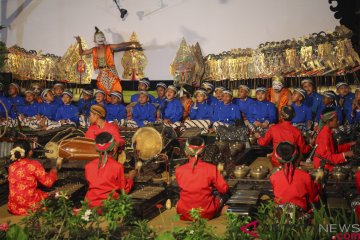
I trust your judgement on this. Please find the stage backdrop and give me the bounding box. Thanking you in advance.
[1,0,339,80]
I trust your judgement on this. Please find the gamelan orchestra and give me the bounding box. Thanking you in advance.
[2,25,360,236]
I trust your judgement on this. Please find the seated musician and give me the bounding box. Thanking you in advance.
[233,85,255,120]
[130,78,155,103]
[17,89,40,127]
[85,132,136,208]
[301,78,323,119]
[315,91,344,128]
[184,89,213,134]
[270,142,316,212]
[129,91,156,128]
[213,86,225,107]
[8,140,57,215]
[105,91,126,124]
[6,83,25,119]
[55,90,79,125]
[161,85,183,128]
[246,86,277,133]
[201,82,217,106]
[94,89,107,105]
[154,82,167,108]
[37,89,60,129]
[85,104,125,150]
[175,136,228,221]
[313,107,355,172]
[255,106,311,167]
[291,88,312,132]
[78,88,95,127]
[336,82,355,124]
[212,89,240,130]
[350,87,360,124]
[267,75,292,117]
[53,83,65,105]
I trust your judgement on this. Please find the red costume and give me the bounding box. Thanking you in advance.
[313,125,350,172]
[8,159,57,215]
[85,122,125,148]
[257,121,311,166]
[175,158,228,221]
[85,156,133,208]
[355,171,360,219]
[270,169,315,211]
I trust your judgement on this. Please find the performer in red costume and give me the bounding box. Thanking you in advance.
[270,142,316,211]
[175,136,228,221]
[8,140,57,215]
[85,132,136,208]
[85,104,125,149]
[255,106,312,167]
[313,107,354,172]
[75,27,141,99]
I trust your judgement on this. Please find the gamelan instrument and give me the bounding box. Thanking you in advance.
[132,125,177,161]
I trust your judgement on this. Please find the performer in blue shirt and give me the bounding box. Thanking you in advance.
[153,82,167,109]
[212,89,241,130]
[246,86,277,134]
[55,90,79,125]
[130,91,157,127]
[184,89,213,133]
[93,89,107,106]
[291,88,312,132]
[350,87,360,124]
[336,82,355,124]
[234,84,255,120]
[161,85,183,128]
[201,82,217,106]
[301,78,323,119]
[106,91,126,124]
[53,83,65,105]
[6,83,25,119]
[315,91,343,126]
[130,78,156,103]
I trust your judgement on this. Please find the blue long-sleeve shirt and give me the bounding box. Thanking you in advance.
[77,98,95,116]
[132,102,157,127]
[153,96,166,109]
[189,102,213,121]
[212,102,241,124]
[234,97,256,118]
[105,103,126,122]
[316,103,343,124]
[55,104,79,123]
[162,99,183,123]
[38,101,58,120]
[6,95,25,119]
[338,92,355,123]
[18,102,40,117]
[247,100,277,124]
[291,103,312,124]
[130,93,156,103]
[54,95,63,105]
[304,92,323,119]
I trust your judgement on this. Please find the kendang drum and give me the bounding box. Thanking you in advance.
[132,125,177,160]
[45,137,98,161]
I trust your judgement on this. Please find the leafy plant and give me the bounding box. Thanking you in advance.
[123,220,157,240]
[171,208,220,240]
[222,213,252,240]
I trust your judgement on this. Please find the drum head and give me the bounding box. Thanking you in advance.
[132,127,163,160]
[45,142,60,159]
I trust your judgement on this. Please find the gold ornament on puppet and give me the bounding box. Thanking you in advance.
[121,32,147,80]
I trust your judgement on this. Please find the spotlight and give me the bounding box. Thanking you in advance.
[120,8,128,19]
